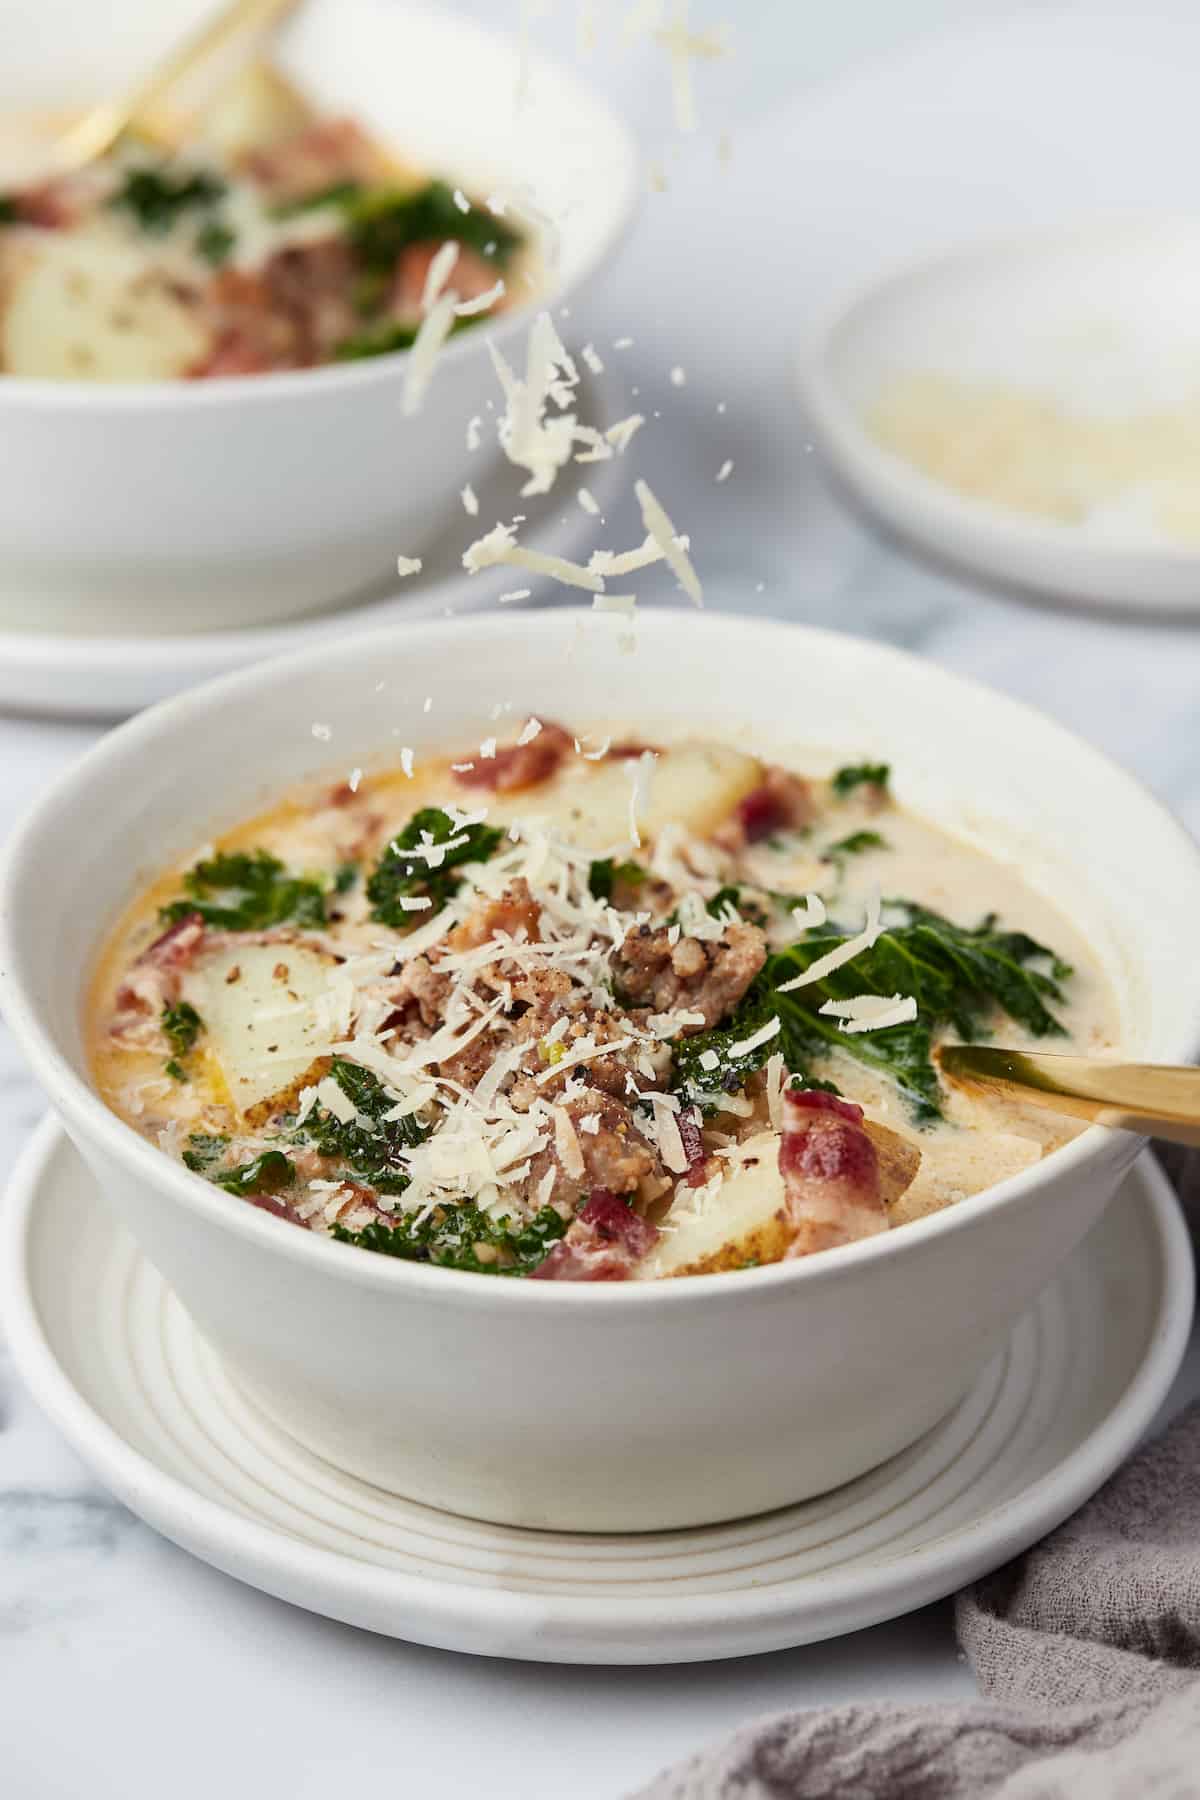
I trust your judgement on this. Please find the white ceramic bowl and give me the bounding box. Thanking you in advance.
[3,611,1199,1532]
[798,221,1200,615]
[0,0,638,635]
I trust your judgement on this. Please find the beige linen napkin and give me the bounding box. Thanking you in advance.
[633,1386,1200,1797]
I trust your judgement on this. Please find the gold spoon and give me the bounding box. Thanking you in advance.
[53,0,301,170]
[939,1045,1200,1149]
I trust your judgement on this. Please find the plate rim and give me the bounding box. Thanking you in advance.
[2,1115,1193,1663]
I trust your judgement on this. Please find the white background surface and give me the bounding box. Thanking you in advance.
[5,3,1200,1795]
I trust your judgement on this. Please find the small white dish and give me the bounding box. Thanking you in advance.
[0,0,639,634]
[798,221,1200,614]
[3,1120,1190,1664]
[0,366,622,718]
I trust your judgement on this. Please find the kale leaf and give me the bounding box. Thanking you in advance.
[291,1057,426,1196]
[831,763,890,798]
[332,1202,566,1275]
[270,179,365,219]
[367,807,503,927]
[217,1150,295,1198]
[333,315,482,360]
[588,857,646,902]
[160,849,327,931]
[671,900,1070,1124]
[195,218,235,266]
[162,1000,203,1057]
[333,320,418,360]
[182,1135,294,1198]
[183,1132,230,1175]
[0,195,16,224]
[343,179,522,274]
[109,164,226,234]
[823,830,887,863]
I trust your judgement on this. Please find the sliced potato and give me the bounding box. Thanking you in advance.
[198,61,317,160]
[489,743,763,852]
[637,1131,790,1279]
[182,942,344,1117]
[637,1119,921,1279]
[2,238,207,381]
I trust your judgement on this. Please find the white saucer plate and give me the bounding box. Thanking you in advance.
[798,222,1200,615]
[0,368,621,721]
[2,1119,1192,1665]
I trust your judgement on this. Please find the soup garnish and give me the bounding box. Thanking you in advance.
[90,728,1117,1280]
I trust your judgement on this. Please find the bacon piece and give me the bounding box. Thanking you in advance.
[676,1105,709,1187]
[247,1191,304,1227]
[529,1189,658,1282]
[240,118,388,202]
[778,1088,890,1258]
[605,740,662,760]
[115,912,207,1013]
[454,722,572,794]
[714,766,814,850]
[10,176,90,229]
[388,241,505,320]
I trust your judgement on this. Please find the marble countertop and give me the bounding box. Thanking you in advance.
[5,4,1200,1794]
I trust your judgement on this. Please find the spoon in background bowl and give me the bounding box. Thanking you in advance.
[940,1045,1200,1149]
[52,0,300,169]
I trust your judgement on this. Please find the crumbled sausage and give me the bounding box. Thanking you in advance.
[612,919,767,1031]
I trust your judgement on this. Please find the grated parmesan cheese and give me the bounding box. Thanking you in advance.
[727,1015,780,1059]
[402,290,459,416]
[820,993,918,1034]
[396,555,423,577]
[421,240,460,314]
[777,891,883,994]
[455,279,506,317]
[635,478,703,605]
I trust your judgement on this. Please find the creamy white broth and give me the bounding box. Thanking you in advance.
[88,731,1119,1278]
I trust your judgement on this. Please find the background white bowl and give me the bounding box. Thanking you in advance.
[0,0,639,635]
[3,610,1199,1531]
[798,221,1200,614]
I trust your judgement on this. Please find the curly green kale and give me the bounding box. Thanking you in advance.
[366,807,503,927]
[160,850,327,932]
[290,1057,427,1196]
[332,1203,566,1275]
[672,901,1071,1124]
[831,763,890,798]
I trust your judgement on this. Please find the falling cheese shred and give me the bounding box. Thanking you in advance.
[635,478,703,605]
[402,291,459,417]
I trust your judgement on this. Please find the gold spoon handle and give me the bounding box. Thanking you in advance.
[55,0,302,169]
[940,1045,1200,1149]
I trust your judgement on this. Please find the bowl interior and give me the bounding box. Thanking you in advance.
[0,0,637,296]
[5,612,1200,1112]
